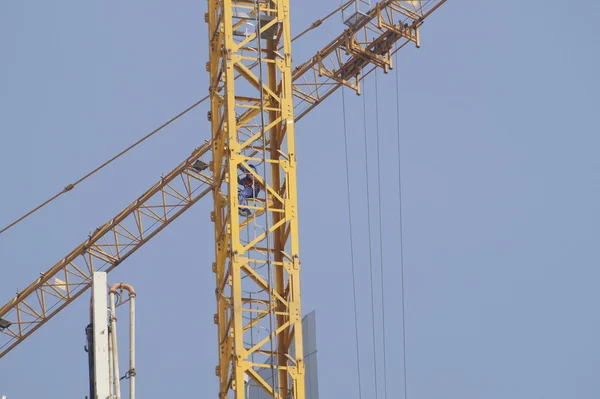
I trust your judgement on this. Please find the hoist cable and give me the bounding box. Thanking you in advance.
[284,0,354,46]
[340,85,364,399]
[0,97,206,235]
[254,3,278,396]
[394,46,409,399]
[0,6,340,237]
[373,68,389,399]
[361,73,379,399]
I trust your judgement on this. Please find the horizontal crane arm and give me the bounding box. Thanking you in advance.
[0,142,214,358]
[292,0,447,119]
[0,0,446,359]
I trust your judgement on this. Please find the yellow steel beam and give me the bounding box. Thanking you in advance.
[209,0,304,397]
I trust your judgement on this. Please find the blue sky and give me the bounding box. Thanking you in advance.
[1,0,600,398]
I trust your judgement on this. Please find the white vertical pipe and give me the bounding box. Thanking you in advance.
[129,292,136,399]
[109,291,121,399]
[108,322,114,399]
[109,283,136,399]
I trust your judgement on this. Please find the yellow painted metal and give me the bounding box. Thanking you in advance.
[0,1,447,376]
[208,1,305,397]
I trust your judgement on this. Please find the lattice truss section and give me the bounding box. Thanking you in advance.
[292,0,446,119]
[0,143,214,358]
[208,0,305,398]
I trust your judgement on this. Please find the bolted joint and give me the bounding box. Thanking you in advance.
[293,254,301,270]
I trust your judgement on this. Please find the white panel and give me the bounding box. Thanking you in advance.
[249,311,319,399]
[302,311,319,399]
[92,272,110,399]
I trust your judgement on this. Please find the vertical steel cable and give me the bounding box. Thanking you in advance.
[340,86,364,399]
[373,68,389,399]
[361,74,380,399]
[254,2,278,396]
[394,45,409,399]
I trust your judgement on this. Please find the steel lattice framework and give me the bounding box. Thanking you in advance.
[0,2,448,397]
[208,0,307,397]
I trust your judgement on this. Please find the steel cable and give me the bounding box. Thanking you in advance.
[340,85,364,399]
[0,3,345,236]
[0,97,206,235]
[373,68,389,399]
[394,44,409,399]
[361,71,380,399]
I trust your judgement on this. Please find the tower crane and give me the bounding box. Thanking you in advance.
[0,1,447,397]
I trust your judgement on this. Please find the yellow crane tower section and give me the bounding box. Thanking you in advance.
[207,0,303,397]
[0,2,448,398]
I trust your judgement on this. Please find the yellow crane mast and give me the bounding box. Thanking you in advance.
[0,1,447,397]
[207,0,305,397]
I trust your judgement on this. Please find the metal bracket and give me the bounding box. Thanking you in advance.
[232,12,281,40]
[342,0,371,29]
